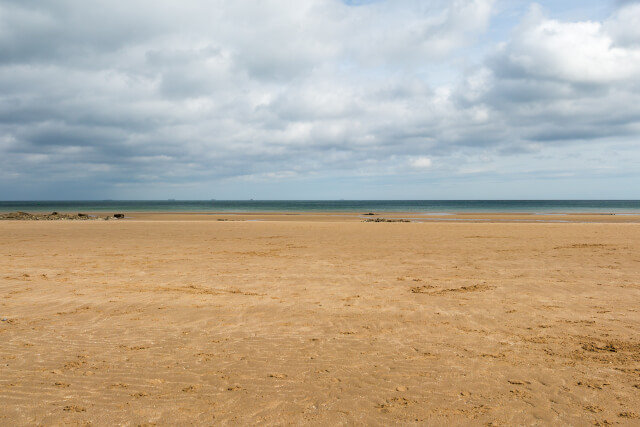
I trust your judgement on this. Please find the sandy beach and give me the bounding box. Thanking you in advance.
[1,214,639,426]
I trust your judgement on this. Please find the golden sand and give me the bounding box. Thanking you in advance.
[1,214,639,425]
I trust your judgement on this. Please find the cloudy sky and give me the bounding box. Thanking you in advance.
[1,0,639,200]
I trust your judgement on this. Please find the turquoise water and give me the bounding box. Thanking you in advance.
[1,200,640,213]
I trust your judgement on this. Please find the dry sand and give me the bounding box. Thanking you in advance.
[1,214,639,426]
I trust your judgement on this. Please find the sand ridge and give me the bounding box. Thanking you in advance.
[1,217,639,425]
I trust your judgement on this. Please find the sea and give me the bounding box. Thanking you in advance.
[1,200,640,214]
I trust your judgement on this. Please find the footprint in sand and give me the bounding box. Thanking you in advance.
[618,412,639,419]
[268,373,287,379]
[63,405,86,412]
[110,383,128,388]
[131,392,148,398]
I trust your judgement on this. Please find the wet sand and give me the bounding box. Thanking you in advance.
[1,214,639,425]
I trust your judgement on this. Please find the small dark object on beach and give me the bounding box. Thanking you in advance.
[114,214,125,219]
[78,213,88,217]
[51,212,58,215]
[363,212,376,216]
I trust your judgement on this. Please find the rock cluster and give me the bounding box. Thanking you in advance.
[363,218,411,223]
[0,212,125,221]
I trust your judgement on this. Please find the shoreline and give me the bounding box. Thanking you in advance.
[2,200,639,217]
[3,210,639,223]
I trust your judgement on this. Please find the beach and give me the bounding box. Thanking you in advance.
[1,213,639,425]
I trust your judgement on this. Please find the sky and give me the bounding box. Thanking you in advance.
[1,0,639,200]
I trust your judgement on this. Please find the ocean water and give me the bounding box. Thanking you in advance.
[1,200,640,214]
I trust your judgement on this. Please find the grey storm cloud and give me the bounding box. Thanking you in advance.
[1,0,640,199]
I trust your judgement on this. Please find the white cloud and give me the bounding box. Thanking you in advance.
[410,156,433,168]
[471,4,640,148]
[494,4,640,84]
[607,3,640,48]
